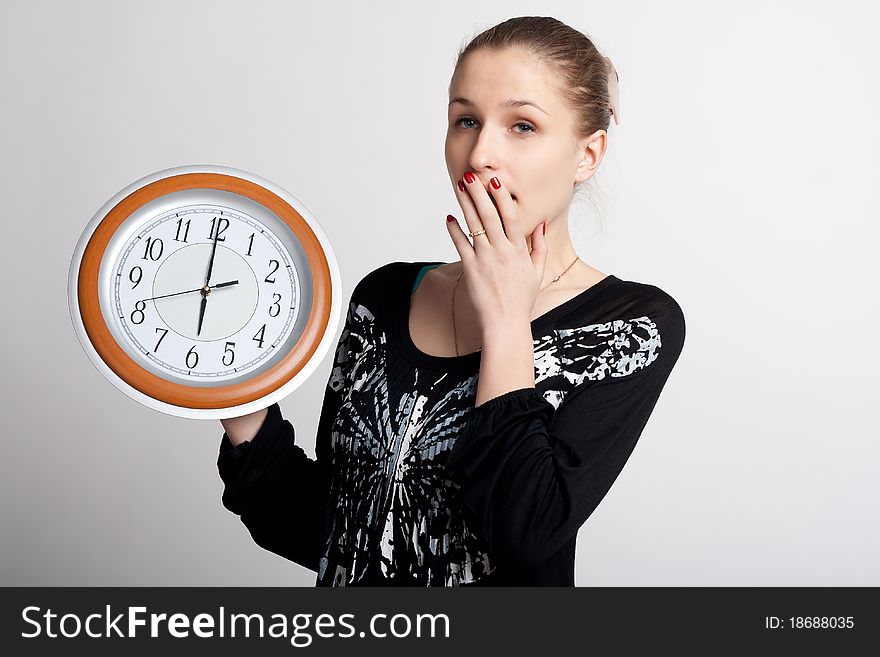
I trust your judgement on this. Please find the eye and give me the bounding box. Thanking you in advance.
[452,116,536,134]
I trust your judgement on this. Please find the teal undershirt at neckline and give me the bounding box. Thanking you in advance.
[411,264,443,295]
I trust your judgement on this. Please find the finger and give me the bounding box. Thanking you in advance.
[530,221,549,273]
[486,176,527,250]
[445,214,476,267]
[461,171,505,245]
[453,175,488,250]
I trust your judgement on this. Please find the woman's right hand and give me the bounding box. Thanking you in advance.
[220,406,270,447]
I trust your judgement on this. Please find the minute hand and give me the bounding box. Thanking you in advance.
[141,280,239,303]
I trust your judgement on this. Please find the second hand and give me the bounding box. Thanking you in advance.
[141,280,239,303]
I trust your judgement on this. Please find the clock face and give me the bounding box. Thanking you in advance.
[111,202,301,384]
[70,166,340,419]
[95,186,318,389]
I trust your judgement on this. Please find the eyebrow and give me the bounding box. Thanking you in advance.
[448,97,550,116]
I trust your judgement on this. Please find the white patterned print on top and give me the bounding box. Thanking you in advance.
[317,300,663,586]
[535,316,662,409]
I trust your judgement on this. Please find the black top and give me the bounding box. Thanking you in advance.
[217,261,686,586]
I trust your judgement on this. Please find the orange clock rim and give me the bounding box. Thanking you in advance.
[77,172,332,410]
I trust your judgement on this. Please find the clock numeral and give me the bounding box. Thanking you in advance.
[246,233,255,256]
[174,217,191,243]
[252,324,267,349]
[269,293,281,317]
[265,259,279,284]
[129,266,143,289]
[222,341,236,366]
[186,345,199,369]
[208,216,230,242]
[142,236,164,261]
[131,300,146,325]
[154,327,168,352]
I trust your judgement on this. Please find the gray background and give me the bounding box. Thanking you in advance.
[2,0,877,586]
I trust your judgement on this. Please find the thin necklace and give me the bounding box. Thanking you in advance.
[452,255,581,356]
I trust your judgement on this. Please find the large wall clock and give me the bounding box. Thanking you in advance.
[67,164,342,420]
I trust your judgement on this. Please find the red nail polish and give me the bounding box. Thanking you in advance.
[447,215,456,222]
[542,222,546,235]
[490,177,501,189]
[458,179,466,192]
[464,171,475,184]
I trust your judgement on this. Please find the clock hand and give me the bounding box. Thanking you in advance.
[209,280,238,290]
[197,295,207,336]
[196,277,242,337]
[197,224,223,337]
[140,280,239,303]
[196,277,241,337]
[205,220,220,287]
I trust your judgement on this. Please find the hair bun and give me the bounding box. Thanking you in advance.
[603,56,620,125]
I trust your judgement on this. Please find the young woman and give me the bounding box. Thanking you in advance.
[217,16,686,587]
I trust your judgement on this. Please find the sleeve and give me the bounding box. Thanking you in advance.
[445,292,686,570]
[216,281,363,573]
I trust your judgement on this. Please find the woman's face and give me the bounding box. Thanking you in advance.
[445,47,605,235]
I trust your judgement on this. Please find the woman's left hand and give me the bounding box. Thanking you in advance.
[446,171,548,336]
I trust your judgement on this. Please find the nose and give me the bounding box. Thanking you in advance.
[467,126,505,173]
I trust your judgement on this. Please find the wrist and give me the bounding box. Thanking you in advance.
[221,407,269,446]
[481,318,533,345]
